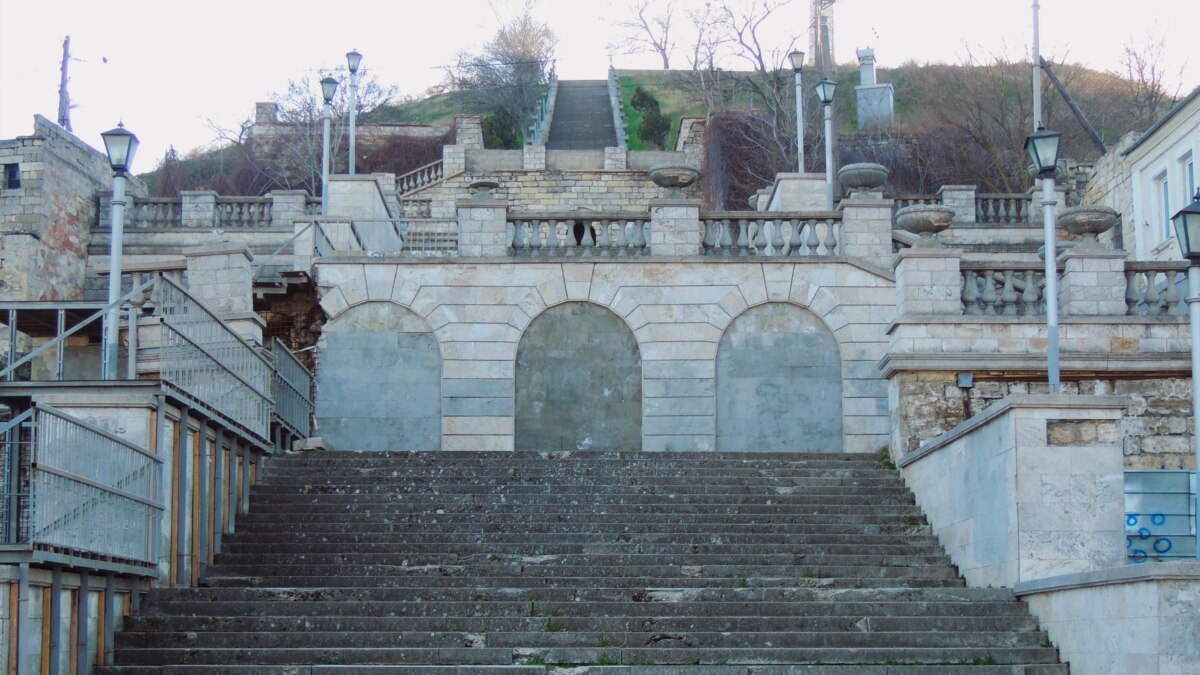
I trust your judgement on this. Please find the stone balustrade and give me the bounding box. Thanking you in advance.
[507,214,651,257]
[100,190,313,231]
[889,185,1068,225]
[1125,261,1188,316]
[961,262,1047,316]
[701,212,842,257]
[215,196,272,228]
[397,159,445,194]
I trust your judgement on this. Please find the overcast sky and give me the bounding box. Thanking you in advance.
[1,0,1196,170]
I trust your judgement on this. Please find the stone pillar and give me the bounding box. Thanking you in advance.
[454,114,484,149]
[523,144,546,171]
[293,219,314,273]
[457,194,509,257]
[1059,248,1128,316]
[839,194,895,262]
[442,145,466,175]
[180,191,218,228]
[604,147,627,170]
[269,190,309,225]
[1028,179,1070,223]
[765,173,827,211]
[649,199,702,256]
[936,185,976,223]
[183,242,264,345]
[894,247,964,316]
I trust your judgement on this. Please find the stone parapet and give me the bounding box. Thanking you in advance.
[1059,248,1128,316]
[184,242,255,320]
[180,190,218,228]
[840,196,895,263]
[936,185,976,222]
[603,146,627,170]
[522,144,546,171]
[456,198,509,257]
[892,247,964,316]
[649,199,702,256]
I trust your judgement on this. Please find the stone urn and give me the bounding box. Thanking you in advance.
[838,162,889,194]
[894,204,955,247]
[1057,205,1119,248]
[468,180,501,201]
[648,163,700,198]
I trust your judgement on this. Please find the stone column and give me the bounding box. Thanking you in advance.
[269,190,309,224]
[936,185,976,223]
[454,114,484,149]
[180,191,218,228]
[442,145,466,175]
[1059,248,1128,316]
[183,242,264,345]
[523,144,546,171]
[840,194,895,263]
[649,199,702,256]
[1028,179,1070,224]
[457,194,509,258]
[604,147,627,170]
[893,247,964,316]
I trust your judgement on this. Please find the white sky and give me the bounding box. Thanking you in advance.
[1,0,1196,170]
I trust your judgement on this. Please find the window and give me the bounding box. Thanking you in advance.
[1158,174,1171,242]
[2,163,18,190]
[1186,155,1196,200]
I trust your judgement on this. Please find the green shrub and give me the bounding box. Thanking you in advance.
[638,108,671,149]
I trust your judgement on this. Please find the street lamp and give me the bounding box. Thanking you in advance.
[346,49,362,174]
[1171,187,1200,559]
[788,49,805,173]
[1024,125,1063,393]
[814,78,837,210]
[99,124,139,380]
[320,76,338,215]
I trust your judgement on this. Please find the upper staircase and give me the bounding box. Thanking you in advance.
[546,80,618,150]
[102,451,1066,673]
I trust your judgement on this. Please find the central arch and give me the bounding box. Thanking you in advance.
[716,303,843,452]
[515,302,642,451]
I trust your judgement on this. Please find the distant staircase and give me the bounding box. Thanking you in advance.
[546,80,617,150]
[102,451,1066,673]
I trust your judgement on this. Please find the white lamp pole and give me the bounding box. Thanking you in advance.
[789,49,805,173]
[1170,188,1200,559]
[320,77,338,215]
[814,79,837,210]
[346,49,362,175]
[1025,126,1063,392]
[100,124,139,381]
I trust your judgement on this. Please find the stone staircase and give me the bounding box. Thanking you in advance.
[546,80,617,150]
[101,452,1066,674]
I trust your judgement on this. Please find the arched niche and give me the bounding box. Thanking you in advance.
[716,303,842,452]
[316,302,441,450]
[515,302,642,451]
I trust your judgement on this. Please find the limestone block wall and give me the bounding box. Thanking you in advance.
[313,259,895,453]
[899,395,1127,587]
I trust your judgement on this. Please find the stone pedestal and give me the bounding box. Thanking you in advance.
[523,144,546,171]
[1059,249,1128,316]
[649,199,702,256]
[325,175,391,220]
[766,173,828,211]
[1029,179,1070,223]
[457,198,509,257]
[442,146,466,175]
[840,195,895,262]
[454,114,485,149]
[181,191,218,228]
[269,190,310,225]
[936,185,976,223]
[183,242,262,344]
[893,247,964,316]
[604,147,627,170]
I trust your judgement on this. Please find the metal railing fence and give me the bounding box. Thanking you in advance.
[313,218,459,257]
[270,338,314,437]
[1,405,163,566]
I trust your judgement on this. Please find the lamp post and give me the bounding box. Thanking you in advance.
[99,124,139,380]
[320,76,338,215]
[1171,187,1200,559]
[346,49,362,174]
[788,49,805,173]
[1024,126,1063,393]
[814,78,836,210]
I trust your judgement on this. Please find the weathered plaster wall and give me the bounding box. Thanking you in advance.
[314,259,894,453]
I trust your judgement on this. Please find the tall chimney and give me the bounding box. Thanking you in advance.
[857,48,876,86]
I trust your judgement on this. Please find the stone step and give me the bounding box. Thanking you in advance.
[203,575,966,590]
[112,646,1062,667]
[230,521,932,536]
[251,482,911,494]
[220,541,943,555]
[116,629,1047,650]
[99,665,1068,675]
[248,490,914,504]
[224,532,935,547]
[211,552,953,568]
[261,451,885,466]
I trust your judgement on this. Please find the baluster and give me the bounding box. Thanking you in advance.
[609,220,626,257]
[791,219,806,255]
[641,221,651,254]
[520,221,532,256]
[1020,271,1039,315]
[580,221,594,256]
[975,200,985,223]
[552,220,567,255]
[1124,270,1139,315]
[779,220,793,256]
[1145,272,1162,315]
[979,269,999,315]
[702,219,716,253]
[506,221,516,251]
[962,270,980,315]
[749,220,764,255]
[1000,270,1018,316]
[538,221,552,256]
[1001,199,1013,224]
[720,220,733,255]
[626,220,642,255]
[597,219,612,256]
[823,219,838,255]
[736,219,749,256]
[1164,270,1181,315]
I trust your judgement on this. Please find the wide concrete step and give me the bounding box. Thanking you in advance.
[99,665,1068,675]
[220,541,943,555]
[112,646,1062,667]
[225,532,936,547]
[231,521,932,536]
[249,491,914,505]
[203,575,966,590]
[212,552,952,568]
[252,483,912,496]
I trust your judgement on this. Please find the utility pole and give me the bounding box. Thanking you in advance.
[58,36,72,132]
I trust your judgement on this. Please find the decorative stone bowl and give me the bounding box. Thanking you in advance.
[838,163,889,193]
[468,180,501,201]
[648,163,700,196]
[1057,205,1119,247]
[894,204,956,247]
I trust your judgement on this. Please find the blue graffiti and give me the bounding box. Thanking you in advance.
[1126,513,1175,563]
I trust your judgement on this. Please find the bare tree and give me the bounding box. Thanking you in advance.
[1120,34,1182,127]
[449,10,556,145]
[610,0,675,70]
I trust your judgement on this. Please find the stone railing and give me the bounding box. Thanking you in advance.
[312,218,459,257]
[975,193,1031,224]
[530,71,558,145]
[702,212,842,257]
[961,261,1047,316]
[129,198,182,228]
[608,66,629,150]
[400,198,433,218]
[1124,261,1188,316]
[215,196,272,228]
[507,214,650,257]
[892,195,940,211]
[397,159,445,195]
